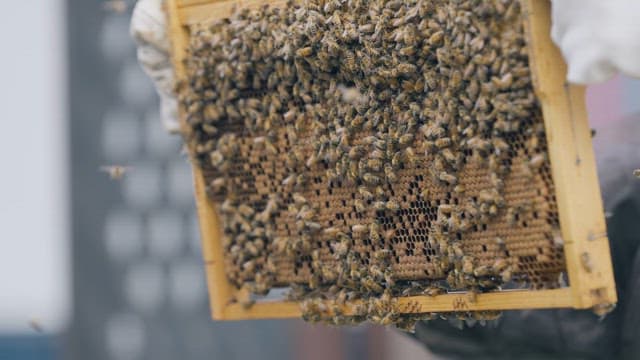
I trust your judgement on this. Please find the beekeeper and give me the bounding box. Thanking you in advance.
[130,0,640,358]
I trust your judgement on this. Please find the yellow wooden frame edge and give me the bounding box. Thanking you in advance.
[166,0,617,320]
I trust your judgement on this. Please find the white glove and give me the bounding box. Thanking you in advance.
[130,0,180,133]
[551,0,640,84]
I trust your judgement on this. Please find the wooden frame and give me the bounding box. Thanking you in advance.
[166,0,617,320]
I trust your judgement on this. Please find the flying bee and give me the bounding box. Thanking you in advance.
[28,318,44,333]
[102,0,127,13]
[100,165,131,180]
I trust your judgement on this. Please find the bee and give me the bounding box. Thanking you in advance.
[352,224,368,234]
[363,173,381,185]
[354,199,366,212]
[338,85,367,105]
[473,265,491,277]
[462,256,475,274]
[282,174,296,188]
[386,199,400,212]
[633,169,640,178]
[384,163,398,183]
[398,133,414,146]
[296,46,314,57]
[435,137,451,148]
[292,193,307,206]
[428,30,444,46]
[237,204,255,218]
[441,148,457,164]
[358,186,374,200]
[209,151,224,167]
[439,172,457,185]
[373,201,386,211]
[592,303,616,318]
[580,252,594,273]
[100,165,130,180]
[372,249,392,263]
[297,207,316,221]
[529,154,546,169]
[501,268,513,283]
[423,285,445,297]
[202,123,218,135]
[28,318,44,333]
[347,145,365,160]
[361,277,384,293]
[102,0,127,14]
[492,73,513,89]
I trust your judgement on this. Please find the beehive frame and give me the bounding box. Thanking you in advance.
[166,0,616,320]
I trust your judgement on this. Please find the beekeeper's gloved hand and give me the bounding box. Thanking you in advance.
[551,0,640,84]
[130,0,180,133]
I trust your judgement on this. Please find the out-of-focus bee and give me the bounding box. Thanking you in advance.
[28,318,44,333]
[100,165,131,180]
[102,0,127,14]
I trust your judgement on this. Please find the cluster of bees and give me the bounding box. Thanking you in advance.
[179,0,564,330]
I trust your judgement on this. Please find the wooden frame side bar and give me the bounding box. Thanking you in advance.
[522,0,616,309]
[168,0,239,320]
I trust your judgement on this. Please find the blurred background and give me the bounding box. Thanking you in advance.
[0,1,638,359]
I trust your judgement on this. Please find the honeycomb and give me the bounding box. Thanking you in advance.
[179,0,566,325]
